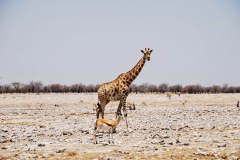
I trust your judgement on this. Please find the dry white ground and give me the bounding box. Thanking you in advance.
[0,93,240,160]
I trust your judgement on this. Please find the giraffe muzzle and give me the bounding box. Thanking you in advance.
[147,57,150,61]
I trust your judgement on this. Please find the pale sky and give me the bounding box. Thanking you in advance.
[0,0,240,86]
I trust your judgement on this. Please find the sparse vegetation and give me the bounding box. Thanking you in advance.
[0,81,240,94]
[1,93,240,159]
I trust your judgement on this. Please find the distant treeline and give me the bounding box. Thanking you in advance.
[0,81,240,94]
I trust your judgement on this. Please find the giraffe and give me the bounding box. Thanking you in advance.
[96,48,153,129]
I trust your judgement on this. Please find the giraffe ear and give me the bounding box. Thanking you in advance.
[141,50,144,53]
[150,50,153,53]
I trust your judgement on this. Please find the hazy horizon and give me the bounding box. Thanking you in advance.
[1,1,240,86]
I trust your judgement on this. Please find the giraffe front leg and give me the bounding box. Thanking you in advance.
[121,98,129,130]
[123,107,129,129]
[117,101,122,114]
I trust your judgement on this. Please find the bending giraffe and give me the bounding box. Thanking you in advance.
[96,48,153,129]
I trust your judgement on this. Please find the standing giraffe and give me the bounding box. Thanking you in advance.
[97,48,153,129]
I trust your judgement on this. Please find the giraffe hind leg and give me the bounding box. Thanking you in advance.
[96,103,102,119]
[121,95,129,130]
[111,127,114,144]
[108,128,111,144]
[93,128,98,144]
[101,100,110,119]
[123,106,129,129]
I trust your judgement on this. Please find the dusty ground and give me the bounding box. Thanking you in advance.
[0,93,240,160]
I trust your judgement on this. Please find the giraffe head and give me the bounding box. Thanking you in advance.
[141,48,153,61]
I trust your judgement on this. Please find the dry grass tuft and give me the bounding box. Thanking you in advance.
[68,151,77,156]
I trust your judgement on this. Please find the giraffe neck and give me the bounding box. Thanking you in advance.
[124,55,146,85]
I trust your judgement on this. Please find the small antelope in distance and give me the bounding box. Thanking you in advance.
[237,101,239,109]
[166,92,171,99]
[127,102,136,110]
[93,111,122,144]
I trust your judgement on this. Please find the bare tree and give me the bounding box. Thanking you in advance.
[11,82,21,93]
[235,86,240,93]
[169,84,182,93]
[27,81,43,93]
[43,85,51,93]
[1,84,12,93]
[79,83,86,92]
[148,84,158,93]
[138,83,149,93]
[129,84,138,94]
[210,85,221,93]
[1,81,240,94]
[70,84,80,93]
[86,84,97,92]
[158,83,169,93]
[221,84,229,93]
[0,85,3,93]
[183,84,203,94]
[49,84,63,93]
